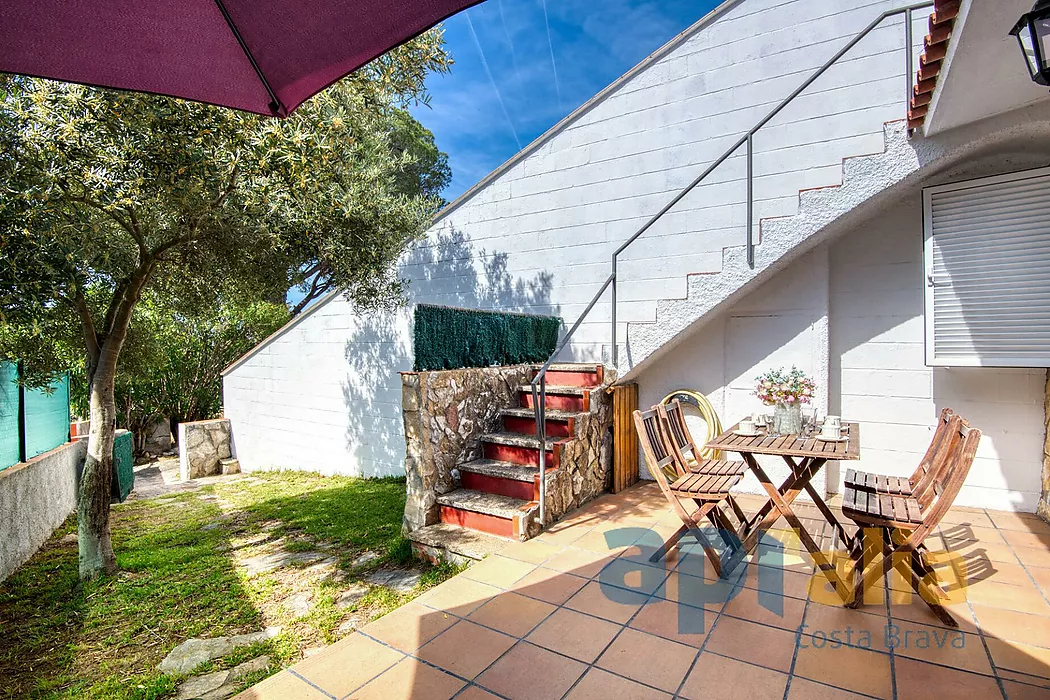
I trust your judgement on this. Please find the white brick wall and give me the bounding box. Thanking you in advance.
[637,190,1045,512]
[223,0,928,477]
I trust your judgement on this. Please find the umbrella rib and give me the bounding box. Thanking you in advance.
[212,0,284,116]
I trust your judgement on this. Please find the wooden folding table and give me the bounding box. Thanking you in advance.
[705,422,861,602]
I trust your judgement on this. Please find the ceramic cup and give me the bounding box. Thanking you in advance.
[824,415,841,429]
[739,419,756,435]
[821,422,840,439]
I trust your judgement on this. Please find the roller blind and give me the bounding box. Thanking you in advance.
[924,167,1050,367]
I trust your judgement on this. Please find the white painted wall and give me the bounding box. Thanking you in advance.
[224,0,928,477]
[223,298,413,477]
[636,190,1045,512]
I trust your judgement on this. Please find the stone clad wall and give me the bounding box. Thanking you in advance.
[179,418,232,480]
[401,366,530,532]
[400,365,615,536]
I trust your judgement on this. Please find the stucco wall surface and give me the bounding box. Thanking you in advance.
[0,440,86,582]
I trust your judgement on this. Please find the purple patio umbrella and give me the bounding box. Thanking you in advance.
[0,0,482,117]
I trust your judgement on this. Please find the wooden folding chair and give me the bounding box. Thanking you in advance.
[843,418,981,626]
[658,401,748,528]
[634,407,745,577]
[844,408,955,499]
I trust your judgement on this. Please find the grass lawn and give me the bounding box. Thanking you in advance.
[0,470,461,700]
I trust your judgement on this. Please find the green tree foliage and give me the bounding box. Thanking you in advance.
[0,31,452,579]
[70,298,289,455]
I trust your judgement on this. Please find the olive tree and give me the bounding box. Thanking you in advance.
[0,32,451,579]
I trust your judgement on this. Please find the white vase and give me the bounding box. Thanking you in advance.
[773,402,803,435]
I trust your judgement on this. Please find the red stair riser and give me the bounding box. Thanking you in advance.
[535,369,602,387]
[461,470,537,501]
[439,505,514,538]
[483,442,559,468]
[503,414,573,438]
[519,391,587,412]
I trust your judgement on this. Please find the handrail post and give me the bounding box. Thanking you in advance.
[610,255,618,367]
[746,133,754,268]
[905,8,913,127]
[536,375,547,526]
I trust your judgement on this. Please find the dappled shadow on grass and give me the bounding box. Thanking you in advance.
[0,491,260,700]
[0,472,459,700]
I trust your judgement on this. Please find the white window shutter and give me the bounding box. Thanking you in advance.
[924,167,1050,367]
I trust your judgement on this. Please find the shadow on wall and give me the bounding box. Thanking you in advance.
[340,225,559,477]
[827,148,1050,509]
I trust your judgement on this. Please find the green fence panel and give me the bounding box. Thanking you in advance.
[0,362,20,471]
[23,373,70,460]
[112,430,134,503]
[413,304,562,371]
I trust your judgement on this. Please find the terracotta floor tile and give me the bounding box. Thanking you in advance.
[1000,669,1050,690]
[703,616,797,673]
[958,560,1036,589]
[889,596,978,633]
[940,510,996,529]
[526,607,621,663]
[736,562,814,600]
[453,686,503,700]
[722,584,806,631]
[655,571,735,611]
[475,641,586,700]
[793,641,892,698]
[563,667,670,700]
[629,598,711,647]
[802,601,888,648]
[940,524,1008,547]
[987,637,1050,679]
[595,627,697,693]
[419,577,503,617]
[541,546,615,579]
[597,557,669,596]
[678,652,788,700]
[350,658,465,700]
[361,601,458,653]
[463,556,538,589]
[973,604,1050,648]
[950,540,1024,565]
[417,621,517,680]
[963,579,1050,616]
[467,592,557,638]
[232,671,330,700]
[1003,678,1050,700]
[991,512,1050,534]
[1010,545,1050,570]
[1026,564,1050,593]
[888,621,992,674]
[572,528,643,554]
[509,567,588,605]
[536,524,591,548]
[893,657,1001,700]
[502,539,565,565]
[294,633,403,697]
[786,677,871,700]
[565,580,648,624]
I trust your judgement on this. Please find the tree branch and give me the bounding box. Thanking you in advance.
[60,189,148,261]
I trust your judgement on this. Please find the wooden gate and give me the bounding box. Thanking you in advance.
[610,383,639,493]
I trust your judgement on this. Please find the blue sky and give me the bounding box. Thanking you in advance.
[410,0,718,202]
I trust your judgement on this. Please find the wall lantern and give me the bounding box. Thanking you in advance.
[1011,0,1050,86]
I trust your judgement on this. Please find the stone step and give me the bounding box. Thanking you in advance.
[500,407,576,438]
[459,458,538,482]
[409,523,511,565]
[517,384,591,412]
[481,431,560,450]
[436,489,530,519]
[437,488,536,539]
[529,363,604,388]
[220,458,241,475]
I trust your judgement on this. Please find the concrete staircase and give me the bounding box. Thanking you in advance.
[614,120,920,376]
[409,363,604,563]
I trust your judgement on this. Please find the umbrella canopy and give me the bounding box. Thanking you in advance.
[0,0,481,117]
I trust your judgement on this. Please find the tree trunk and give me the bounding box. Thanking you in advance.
[77,364,118,579]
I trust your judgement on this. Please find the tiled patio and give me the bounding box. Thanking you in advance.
[236,483,1050,700]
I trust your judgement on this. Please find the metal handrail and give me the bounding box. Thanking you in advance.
[531,3,931,526]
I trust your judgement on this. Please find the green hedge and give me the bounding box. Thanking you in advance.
[413,304,562,371]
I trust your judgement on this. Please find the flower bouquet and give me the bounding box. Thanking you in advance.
[754,366,815,435]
